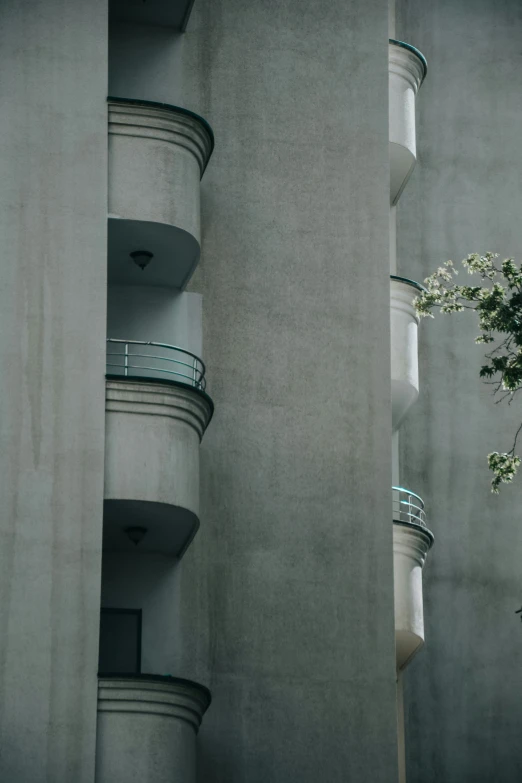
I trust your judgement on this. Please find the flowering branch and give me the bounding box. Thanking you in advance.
[414,252,522,492]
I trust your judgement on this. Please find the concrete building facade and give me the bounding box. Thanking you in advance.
[0,0,520,781]
[396,1,522,781]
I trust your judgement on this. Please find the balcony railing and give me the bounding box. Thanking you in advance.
[392,486,427,529]
[106,339,206,390]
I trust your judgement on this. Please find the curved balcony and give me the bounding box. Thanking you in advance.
[391,275,422,432]
[389,40,427,204]
[96,675,210,783]
[108,98,214,289]
[392,487,434,670]
[103,340,213,558]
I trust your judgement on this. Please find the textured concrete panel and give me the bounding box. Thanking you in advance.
[0,2,108,781]
[176,0,398,780]
[396,0,522,780]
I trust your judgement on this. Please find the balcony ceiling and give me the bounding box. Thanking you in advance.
[110,0,195,30]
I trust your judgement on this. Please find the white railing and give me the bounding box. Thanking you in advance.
[106,339,206,390]
[392,486,427,529]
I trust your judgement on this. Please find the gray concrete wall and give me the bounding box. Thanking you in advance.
[178,1,399,780]
[0,2,108,781]
[109,22,185,104]
[109,1,400,778]
[107,287,203,356]
[396,1,522,780]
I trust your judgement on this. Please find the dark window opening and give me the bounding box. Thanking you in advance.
[98,608,142,674]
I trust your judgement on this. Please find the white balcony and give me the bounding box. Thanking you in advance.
[389,40,427,204]
[390,275,422,432]
[108,98,214,289]
[96,675,210,783]
[392,487,433,670]
[103,340,213,557]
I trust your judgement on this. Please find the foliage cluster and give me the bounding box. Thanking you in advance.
[414,253,522,492]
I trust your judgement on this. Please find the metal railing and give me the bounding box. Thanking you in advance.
[392,486,427,529]
[106,339,206,390]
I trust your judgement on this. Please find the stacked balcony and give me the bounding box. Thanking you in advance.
[97,97,214,782]
[108,97,213,288]
[389,40,427,205]
[389,40,433,672]
[392,488,433,669]
[104,340,212,557]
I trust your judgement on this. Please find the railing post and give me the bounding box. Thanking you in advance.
[124,342,129,377]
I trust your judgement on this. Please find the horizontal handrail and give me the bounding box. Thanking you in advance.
[392,486,427,529]
[106,339,206,391]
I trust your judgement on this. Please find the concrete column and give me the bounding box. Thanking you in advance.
[0,2,108,780]
[389,0,397,38]
[397,0,522,780]
[397,673,406,783]
[390,206,398,274]
[175,1,399,780]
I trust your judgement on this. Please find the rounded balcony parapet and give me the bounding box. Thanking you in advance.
[388,40,427,89]
[392,488,433,670]
[390,274,425,294]
[96,675,211,783]
[97,674,211,731]
[390,276,423,323]
[388,39,427,204]
[108,98,214,179]
[107,98,214,289]
[105,378,213,442]
[390,277,422,432]
[103,372,213,557]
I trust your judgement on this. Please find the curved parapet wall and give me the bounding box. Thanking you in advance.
[104,378,213,557]
[390,275,422,432]
[393,521,433,670]
[108,98,214,289]
[96,675,211,783]
[389,41,427,205]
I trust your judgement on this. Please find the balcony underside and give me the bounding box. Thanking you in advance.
[396,629,424,671]
[103,499,198,558]
[109,0,195,30]
[108,217,200,289]
[390,142,416,206]
[392,377,419,433]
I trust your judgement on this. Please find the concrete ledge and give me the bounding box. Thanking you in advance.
[96,675,210,783]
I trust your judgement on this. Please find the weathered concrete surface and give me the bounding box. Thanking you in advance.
[96,676,209,783]
[109,22,185,105]
[396,0,522,779]
[174,1,397,779]
[0,2,108,780]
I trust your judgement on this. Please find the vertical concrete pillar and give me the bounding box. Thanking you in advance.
[397,1,522,780]
[397,673,407,783]
[0,1,108,780]
[173,0,400,780]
